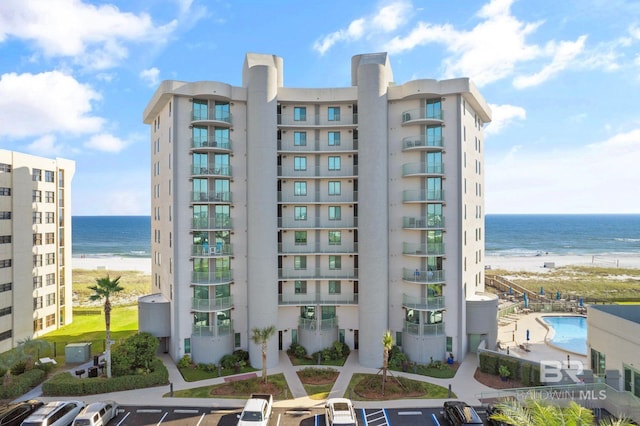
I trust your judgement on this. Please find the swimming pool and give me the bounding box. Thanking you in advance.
[542,316,587,355]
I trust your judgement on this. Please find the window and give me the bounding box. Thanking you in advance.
[294,206,307,220]
[0,163,11,172]
[294,131,307,146]
[34,254,42,267]
[33,190,42,202]
[294,181,307,196]
[328,231,341,245]
[0,330,12,341]
[184,338,191,354]
[328,107,340,121]
[295,231,307,245]
[45,191,55,203]
[46,253,55,265]
[33,212,42,224]
[294,107,306,121]
[46,314,56,327]
[0,306,11,317]
[34,296,43,310]
[294,156,307,171]
[329,280,341,294]
[46,292,56,306]
[46,273,55,286]
[0,259,11,268]
[328,181,341,195]
[33,276,42,289]
[0,235,9,244]
[0,212,10,219]
[0,188,10,196]
[0,282,12,293]
[328,206,341,221]
[591,349,606,376]
[328,156,341,171]
[329,256,341,269]
[426,99,442,119]
[294,256,307,270]
[45,170,55,182]
[295,280,307,294]
[33,168,41,181]
[46,212,55,224]
[46,232,55,244]
[328,131,340,146]
[33,318,43,332]
[192,99,208,120]
[33,233,42,245]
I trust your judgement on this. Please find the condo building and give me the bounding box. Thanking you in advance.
[140,53,496,369]
[0,150,75,353]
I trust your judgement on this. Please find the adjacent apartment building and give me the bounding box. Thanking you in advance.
[140,53,496,369]
[0,150,75,353]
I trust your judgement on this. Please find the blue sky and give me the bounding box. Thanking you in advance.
[1,0,639,215]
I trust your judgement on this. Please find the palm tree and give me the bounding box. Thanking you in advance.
[89,275,124,378]
[381,330,393,395]
[251,326,276,384]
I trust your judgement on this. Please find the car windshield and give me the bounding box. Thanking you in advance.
[240,411,263,421]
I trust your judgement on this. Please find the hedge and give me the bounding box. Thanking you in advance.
[0,368,46,399]
[42,358,168,396]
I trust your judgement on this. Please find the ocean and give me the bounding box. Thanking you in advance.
[71,214,640,258]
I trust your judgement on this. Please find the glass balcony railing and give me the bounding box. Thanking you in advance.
[192,111,232,124]
[192,244,233,257]
[191,296,233,311]
[278,139,358,152]
[278,242,357,254]
[192,320,233,336]
[278,191,357,203]
[191,191,232,203]
[402,190,444,202]
[402,243,445,255]
[402,267,445,284]
[402,294,445,310]
[278,216,357,228]
[299,317,338,330]
[191,270,233,285]
[402,163,444,176]
[191,165,232,177]
[404,321,445,336]
[278,293,358,305]
[401,109,443,123]
[191,218,233,230]
[278,165,358,178]
[402,216,445,229]
[191,138,232,150]
[278,268,358,280]
[402,135,444,150]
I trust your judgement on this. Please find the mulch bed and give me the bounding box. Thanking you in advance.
[473,368,525,389]
[296,370,339,385]
[209,381,283,396]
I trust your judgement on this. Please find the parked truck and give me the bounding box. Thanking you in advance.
[236,394,273,426]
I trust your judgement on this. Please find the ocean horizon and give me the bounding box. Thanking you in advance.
[72,214,640,258]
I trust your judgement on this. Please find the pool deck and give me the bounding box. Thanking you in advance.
[496,311,588,365]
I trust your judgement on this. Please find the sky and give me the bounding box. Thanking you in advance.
[1,0,639,215]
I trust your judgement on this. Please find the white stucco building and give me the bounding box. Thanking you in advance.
[0,150,75,353]
[140,53,495,369]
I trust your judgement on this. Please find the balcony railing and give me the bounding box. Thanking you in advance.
[279,216,357,229]
[402,135,444,150]
[402,294,445,310]
[404,321,445,336]
[402,216,445,229]
[402,163,444,177]
[191,165,232,177]
[278,242,357,254]
[402,242,445,255]
[402,267,445,284]
[191,218,233,230]
[278,165,358,178]
[299,317,339,330]
[192,244,233,257]
[191,191,233,203]
[278,293,358,305]
[278,139,358,152]
[278,113,358,126]
[192,110,232,124]
[192,321,233,336]
[191,270,233,285]
[278,191,357,203]
[401,109,443,123]
[191,138,232,151]
[402,190,444,202]
[279,268,358,280]
[191,296,233,311]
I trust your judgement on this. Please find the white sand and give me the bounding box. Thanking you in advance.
[485,253,640,273]
[72,256,152,274]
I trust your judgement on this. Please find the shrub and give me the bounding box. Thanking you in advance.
[233,349,249,362]
[219,354,237,369]
[479,352,499,375]
[11,360,28,375]
[0,369,45,399]
[287,343,307,358]
[177,355,191,369]
[111,332,159,376]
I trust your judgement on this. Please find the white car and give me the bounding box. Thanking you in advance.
[21,400,85,426]
[72,401,119,426]
[324,398,358,426]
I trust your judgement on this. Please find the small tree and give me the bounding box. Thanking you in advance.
[251,326,276,384]
[381,330,393,395]
[89,275,124,378]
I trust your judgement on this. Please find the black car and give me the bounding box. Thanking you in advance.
[443,400,484,425]
[486,403,508,426]
[0,400,44,426]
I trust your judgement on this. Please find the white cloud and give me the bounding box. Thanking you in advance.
[27,134,60,156]
[484,103,526,136]
[0,0,177,70]
[84,133,127,153]
[140,67,161,88]
[313,0,411,54]
[0,71,103,138]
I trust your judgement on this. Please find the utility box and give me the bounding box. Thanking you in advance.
[65,342,92,363]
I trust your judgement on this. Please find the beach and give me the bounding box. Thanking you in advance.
[72,256,152,275]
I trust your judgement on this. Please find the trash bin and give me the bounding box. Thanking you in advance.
[88,366,98,378]
[93,355,100,366]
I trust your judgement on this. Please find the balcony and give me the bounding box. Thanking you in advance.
[191,165,232,177]
[191,218,233,230]
[278,216,357,229]
[404,321,445,336]
[278,242,357,254]
[402,189,444,203]
[191,296,233,312]
[402,294,445,310]
[191,138,233,152]
[402,135,444,151]
[278,164,358,178]
[278,112,358,127]
[192,244,233,257]
[402,216,444,229]
[402,267,445,284]
[191,110,232,126]
[191,270,233,285]
[401,109,443,125]
[191,191,233,203]
[299,317,338,331]
[278,139,358,153]
[402,162,444,177]
[402,242,445,256]
[278,191,357,204]
[192,321,233,337]
[279,268,358,280]
[278,293,358,305]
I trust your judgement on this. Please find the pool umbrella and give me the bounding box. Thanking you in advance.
[579,297,584,307]
[556,290,561,300]
[526,329,530,342]
[523,292,529,308]
[540,286,544,296]
[509,286,513,295]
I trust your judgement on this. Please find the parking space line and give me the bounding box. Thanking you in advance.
[115,411,130,426]
[156,411,168,425]
[196,412,206,426]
